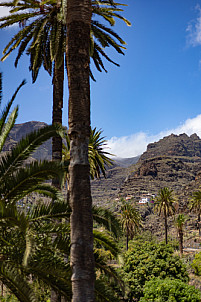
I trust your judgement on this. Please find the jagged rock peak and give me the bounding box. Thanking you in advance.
[140,133,201,161]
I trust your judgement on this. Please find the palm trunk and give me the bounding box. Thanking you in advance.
[164,208,168,245]
[52,62,64,169]
[198,213,201,236]
[66,1,95,302]
[178,229,183,257]
[51,61,64,302]
[126,227,129,250]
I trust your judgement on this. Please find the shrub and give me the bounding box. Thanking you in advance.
[192,252,201,276]
[122,239,188,300]
[140,277,201,302]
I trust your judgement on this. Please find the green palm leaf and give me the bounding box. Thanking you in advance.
[0,262,37,302]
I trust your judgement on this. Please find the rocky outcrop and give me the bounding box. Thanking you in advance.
[140,133,201,161]
[118,133,201,209]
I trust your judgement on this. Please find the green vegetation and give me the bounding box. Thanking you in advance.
[192,252,201,276]
[122,238,189,301]
[140,277,201,302]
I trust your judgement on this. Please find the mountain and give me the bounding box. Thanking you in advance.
[118,133,201,209]
[3,121,52,160]
[4,122,201,209]
[113,156,140,167]
[140,133,201,161]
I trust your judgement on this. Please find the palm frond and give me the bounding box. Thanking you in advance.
[1,160,64,203]
[94,229,119,257]
[0,123,64,179]
[29,199,70,221]
[95,278,120,302]
[0,262,37,302]
[93,206,122,238]
[0,79,25,135]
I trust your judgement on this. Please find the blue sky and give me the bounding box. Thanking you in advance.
[1,0,201,157]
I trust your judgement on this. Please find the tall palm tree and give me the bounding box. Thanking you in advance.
[120,199,142,250]
[175,214,186,257]
[155,187,176,244]
[0,0,130,171]
[65,1,94,300]
[0,1,130,300]
[189,190,201,236]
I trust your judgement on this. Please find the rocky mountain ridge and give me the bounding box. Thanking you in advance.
[3,122,201,208]
[3,121,52,161]
[118,133,201,208]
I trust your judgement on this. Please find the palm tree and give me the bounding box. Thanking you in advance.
[65,1,94,300]
[120,199,142,250]
[189,190,201,236]
[0,0,130,79]
[0,0,130,171]
[175,214,186,257]
[0,1,130,300]
[155,187,176,244]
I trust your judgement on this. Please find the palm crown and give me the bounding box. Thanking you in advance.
[0,0,131,81]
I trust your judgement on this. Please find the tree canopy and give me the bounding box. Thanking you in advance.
[122,238,188,301]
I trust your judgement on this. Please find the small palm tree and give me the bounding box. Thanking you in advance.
[120,199,142,250]
[175,214,186,257]
[155,187,176,244]
[189,190,201,236]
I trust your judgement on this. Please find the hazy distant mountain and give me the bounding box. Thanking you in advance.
[113,156,140,167]
[3,121,52,160]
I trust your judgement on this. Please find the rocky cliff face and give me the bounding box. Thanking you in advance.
[140,133,201,161]
[119,133,201,209]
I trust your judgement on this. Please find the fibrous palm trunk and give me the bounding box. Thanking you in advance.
[52,62,64,171]
[126,227,129,251]
[164,208,168,245]
[66,1,95,301]
[51,62,64,302]
[178,229,183,257]
[198,213,201,236]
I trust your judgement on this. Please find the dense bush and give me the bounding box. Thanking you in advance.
[122,238,189,300]
[192,252,201,276]
[139,277,201,302]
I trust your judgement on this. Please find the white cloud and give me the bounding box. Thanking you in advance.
[0,0,29,24]
[106,114,201,158]
[0,7,11,18]
[186,5,201,47]
[0,0,11,18]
